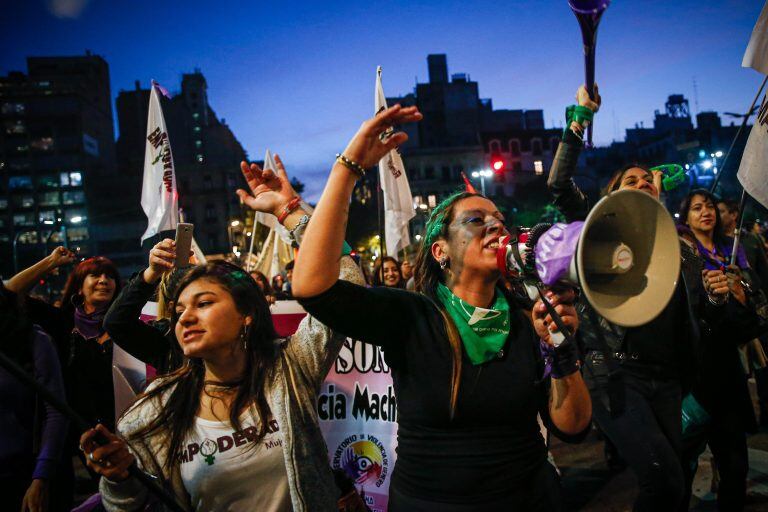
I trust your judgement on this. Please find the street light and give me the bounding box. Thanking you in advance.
[710,151,723,175]
[230,220,240,227]
[471,169,492,195]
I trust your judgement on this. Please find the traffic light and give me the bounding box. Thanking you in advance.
[491,158,505,172]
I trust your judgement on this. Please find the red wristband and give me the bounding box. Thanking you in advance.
[278,197,301,224]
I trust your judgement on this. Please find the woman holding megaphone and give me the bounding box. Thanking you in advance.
[292,104,592,511]
[546,85,748,511]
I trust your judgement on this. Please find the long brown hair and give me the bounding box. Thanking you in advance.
[125,262,279,470]
[415,191,480,419]
[60,256,121,317]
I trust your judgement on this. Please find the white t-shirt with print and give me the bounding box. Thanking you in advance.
[179,412,291,511]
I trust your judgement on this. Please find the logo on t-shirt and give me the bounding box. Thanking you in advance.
[179,420,280,466]
[332,434,389,488]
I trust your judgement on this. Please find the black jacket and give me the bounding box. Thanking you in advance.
[103,271,183,375]
[547,134,763,410]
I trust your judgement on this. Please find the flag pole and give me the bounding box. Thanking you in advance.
[0,349,187,512]
[710,74,768,194]
[730,189,749,266]
[245,215,257,272]
[377,172,385,257]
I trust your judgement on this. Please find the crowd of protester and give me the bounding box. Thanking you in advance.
[3,81,768,512]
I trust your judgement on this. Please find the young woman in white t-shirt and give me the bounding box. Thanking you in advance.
[79,157,367,511]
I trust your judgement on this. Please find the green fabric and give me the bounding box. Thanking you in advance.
[681,393,711,439]
[649,164,687,191]
[424,191,468,245]
[565,104,594,126]
[436,283,511,365]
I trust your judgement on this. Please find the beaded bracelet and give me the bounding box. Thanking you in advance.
[277,197,302,224]
[335,153,366,179]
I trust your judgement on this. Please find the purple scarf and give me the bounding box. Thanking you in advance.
[694,237,749,271]
[73,305,108,339]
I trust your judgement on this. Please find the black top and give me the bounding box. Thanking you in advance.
[621,279,686,378]
[299,281,581,504]
[21,295,116,434]
[103,271,182,374]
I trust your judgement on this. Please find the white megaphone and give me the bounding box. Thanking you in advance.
[498,189,680,328]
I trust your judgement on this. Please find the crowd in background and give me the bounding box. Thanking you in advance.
[3,84,768,512]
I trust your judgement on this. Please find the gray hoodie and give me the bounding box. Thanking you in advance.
[99,256,364,511]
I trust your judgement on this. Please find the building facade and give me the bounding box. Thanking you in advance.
[0,53,127,277]
[115,71,248,256]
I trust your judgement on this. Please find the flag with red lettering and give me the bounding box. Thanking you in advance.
[140,81,179,243]
[376,67,415,256]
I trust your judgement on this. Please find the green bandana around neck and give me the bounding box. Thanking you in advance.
[436,283,511,365]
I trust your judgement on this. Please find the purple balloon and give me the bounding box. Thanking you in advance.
[568,0,610,14]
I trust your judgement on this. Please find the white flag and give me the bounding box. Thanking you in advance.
[254,149,292,243]
[140,82,179,243]
[737,94,768,209]
[744,1,768,75]
[376,67,415,256]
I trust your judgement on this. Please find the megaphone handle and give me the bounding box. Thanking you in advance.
[535,284,576,347]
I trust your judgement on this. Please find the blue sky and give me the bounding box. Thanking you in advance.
[2,0,765,199]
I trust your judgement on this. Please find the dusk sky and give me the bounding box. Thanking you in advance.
[2,0,765,199]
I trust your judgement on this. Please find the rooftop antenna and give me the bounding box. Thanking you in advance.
[692,76,700,115]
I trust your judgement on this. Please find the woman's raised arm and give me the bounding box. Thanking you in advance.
[292,104,421,298]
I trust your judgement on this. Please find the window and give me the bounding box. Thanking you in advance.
[513,162,522,172]
[453,165,464,178]
[413,195,423,209]
[9,176,33,190]
[205,204,216,220]
[197,154,204,163]
[195,140,202,148]
[428,195,437,208]
[0,199,7,209]
[509,139,521,157]
[424,166,435,179]
[532,139,543,156]
[67,227,89,242]
[39,210,56,223]
[4,120,25,135]
[30,136,54,152]
[13,213,35,226]
[37,175,59,188]
[203,175,213,190]
[69,172,82,186]
[489,140,501,153]
[62,190,85,205]
[534,161,544,175]
[38,191,60,207]
[65,209,86,224]
[18,231,39,243]
[193,126,201,133]
[14,196,35,208]
[1,103,25,115]
[208,234,217,248]
[192,112,200,119]
[227,173,237,188]
[441,166,451,183]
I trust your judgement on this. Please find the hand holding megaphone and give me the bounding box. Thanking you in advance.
[499,189,681,328]
[532,288,579,347]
